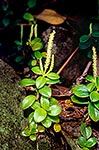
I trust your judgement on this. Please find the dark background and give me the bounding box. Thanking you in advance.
[0,0,98,59]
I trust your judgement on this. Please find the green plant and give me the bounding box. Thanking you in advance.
[1,1,13,27]
[71,46,99,122]
[15,12,44,66]
[1,0,36,28]
[79,22,99,58]
[19,30,62,141]
[78,123,97,150]
[71,46,99,148]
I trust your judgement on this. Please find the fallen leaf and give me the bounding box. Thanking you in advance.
[34,9,67,25]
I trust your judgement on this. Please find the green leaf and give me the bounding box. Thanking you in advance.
[37,125,45,132]
[28,59,32,67]
[29,121,37,134]
[86,137,97,148]
[14,40,22,45]
[32,42,43,51]
[49,98,58,105]
[90,91,99,102]
[46,72,60,80]
[29,134,36,141]
[49,116,60,123]
[87,83,95,92]
[40,96,50,110]
[81,123,92,139]
[34,107,47,122]
[2,4,8,11]
[31,59,37,66]
[92,31,99,38]
[79,35,93,49]
[41,116,52,128]
[22,95,36,110]
[78,136,87,147]
[73,84,89,98]
[19,78,35,86]
[22,129,30,137]
[80,35,90,43]
[27,0,36,8]
[28,112,34,123]
[46,78,60,84]
[34,51,42,59]
[31,101,40,110]
[95,76,99,90]
[88,102,99,122]
[86,75,95,82]
[17,45,22,51]
[31,37,41,45]
[71,95,88,104]
[23,12,34,21]
[31,66,42,75]
[39,85,52,97]
[82,147,90,150]
[36,76,46,89]
[2,18,10,27]
[48,105,62,116]
[42,52,47,58]
[92,23,99,32]
[53,123,61,132]
[15,56,24,63]
[94,101,99,110]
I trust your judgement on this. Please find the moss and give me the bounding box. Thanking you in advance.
[0,59,36,150]
[37,134,51,150]
[0,59,52,150]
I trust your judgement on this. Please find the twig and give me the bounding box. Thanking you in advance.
[57,47,79,75]
[76,60,92,84]
[82,60,92,76]
[17,24,31,26]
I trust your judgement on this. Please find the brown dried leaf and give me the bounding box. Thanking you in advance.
[34,9,67,25]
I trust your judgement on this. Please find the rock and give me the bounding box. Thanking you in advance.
[0,59,36,150]
[42,26,78,69]
[42,26,89,86]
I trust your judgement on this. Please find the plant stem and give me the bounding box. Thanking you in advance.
[29,24,34,41]
[20,25,23,44]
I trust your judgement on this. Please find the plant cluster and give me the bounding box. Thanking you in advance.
[2,0,99,148]
[71,23,99,149]
[19,30,62,141]
[71,74,99,122]
[1,0,36,28]
[15,12,44,67]
[79,22,99,58]
[71,23,99,122]
[18,12,99,146]
[78,123,97,150]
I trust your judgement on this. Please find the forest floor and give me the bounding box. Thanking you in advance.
[0,13,99,150]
